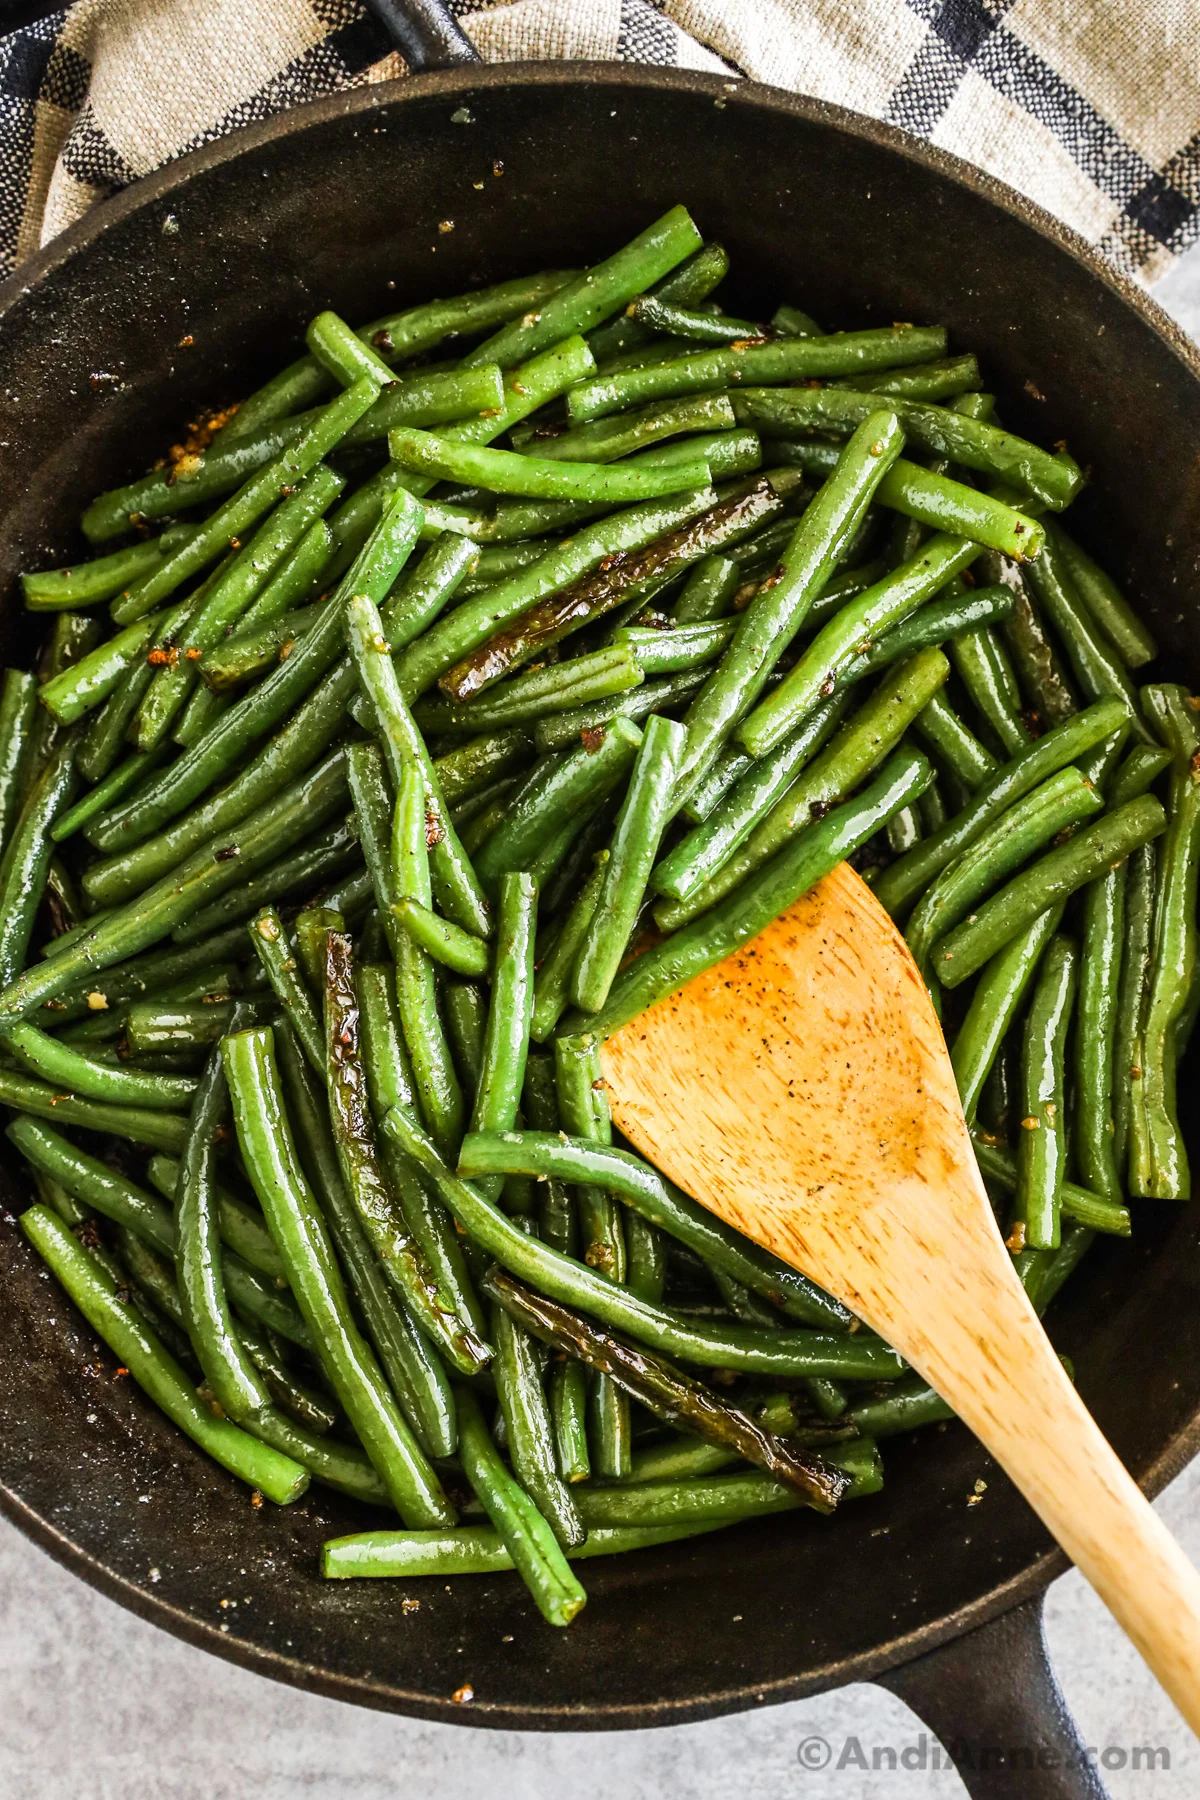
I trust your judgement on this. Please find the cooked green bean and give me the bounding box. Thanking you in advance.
[1013,937,1079,1250]
[514,392,736,463]
[177,813,360,946]
[458,1131,849,1330]
[415,646,644,736]
[733,385,1083,509]
[389,424,710,504]
[0,671,37,858]
[673,553,740,624]
[467,872,537,1202]
[569,328,947,423]
[1022,533,1154,742]
[740,533,977,757]
[1114,841,1157,1179]
[1128,686,1200,1199]
[674,413,905,797]
[572,716,685,1011]
[272,1019,457,1458]
[461,206,703,371]
[531,854,609,1042]
[455,1385,586,1624]
[937,796,1166,988]
[386,1103,905,1380]
[1,1018,196,1111]
[0,737,78,986]
[473,718,642,891]
[950,623,1032,756]
[348,745,464,1162]
[20,1204,309,1503]
[551,1359,591,1482]
[490,1270,585,1548]
[912,691,998,792]
[484,1269,849,1511]
[1075,866,1126,1205]
[656,653,946,932]
[874,697,1129,920]
[21,525,200,609]
[950,906,1063,1120]
[223,1025,455,1524]
[1047,524,1157,669]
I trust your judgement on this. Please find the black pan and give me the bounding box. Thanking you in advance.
[0,27,1198,1800]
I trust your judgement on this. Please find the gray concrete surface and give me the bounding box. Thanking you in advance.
[4,241,1200,1800]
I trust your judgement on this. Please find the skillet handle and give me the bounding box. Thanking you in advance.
[363,0,483,71]
[876,1594,1110,1799]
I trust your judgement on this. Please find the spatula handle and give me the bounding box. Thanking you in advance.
[894,1250,1200,1737]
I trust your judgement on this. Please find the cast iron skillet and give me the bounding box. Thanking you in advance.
[0,19,1198,1798]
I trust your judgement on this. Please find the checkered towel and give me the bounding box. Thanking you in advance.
[1,0,1197,289]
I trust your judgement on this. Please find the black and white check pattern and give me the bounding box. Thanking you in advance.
[0,0,1196,287]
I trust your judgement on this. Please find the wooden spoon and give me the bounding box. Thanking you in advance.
[600,859,1200,1732]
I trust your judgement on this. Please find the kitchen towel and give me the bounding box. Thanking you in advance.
[0,0,1197,288]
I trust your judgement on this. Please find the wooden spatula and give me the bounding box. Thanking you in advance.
[601,859,1200,1732]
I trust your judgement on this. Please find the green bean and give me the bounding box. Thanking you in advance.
[484,1269,850,1511]
[0,737,78,987]
[246,901,322,1062]
[775,442,1042,559]
[844,1375,954,1439]
[490,1277,585,1547]
[0,671,37,859]
[132,466,347,749]
[674,414,905,796]
[656,653,947,931]
[569,328,947,423]
[387,1103,904,1379]
[613,620,736,677]
[1,742,354,1031]
[993,573,1080,729]
[950,623,1032,756]
[322,1517,753,1577]
[1108,743,1171,806]
[973,1131,1128,1239]
[20,1204,309,1502]
[458,1132,850,1331]
[1,1018,196,1111]
[873,697,1130,919]
[442,480,784,703]
[324,929,488,1375]
[740,533,977,757]
[950,906,1063,1120]
[1114,841,1157,1177]
[514,392,736,463]
[551,1360,591,1481]
[223,1025,455,1523]
[434,729,534,807]
[81,417,312,542]
[555,1033,627,1296]
[673,554,740,624]
[626,1211,668,1305]
[838,588,1015,699]
[473,718,642,891]
[124,998,240,1057]
[586,242,729,364]
[44,924,252,1027]
[1012,937,1079,1250]
[221,271,577,440]
[461,207,703,371]
[733,386,1083,509]
[912,691,998,792]
[233,1317,339,1436]
[415,647,644,736]
[571,716,685,1011]
[905,769,1101,988]
[1075,866,1126,1204]
[397,490,720,703]
[1128,686,1200,1198]
[51,746,169,844]
[832,352,982,400]
[109,382,378,624]
[937,796,1166,988]
[231,518,335,640]
[175,1015,270,1419]
[21,527,199,609]
[531,854,608,1042]
[8,1115,176,1252]
[348,744,464,1161]
[1047,523,1156,668]
[455,1386,586,1624]
[389,423,710,505]
[1022,534,1154,742]
[86,486,424,863]
[145,1153,284,1282]
[390,901,487,977]
[176,815,359,947]
[467,872,537,1201]
[626,294,761,345]
[272,1018,457,1458]
[531,669,709,756]
[345,593,490,939]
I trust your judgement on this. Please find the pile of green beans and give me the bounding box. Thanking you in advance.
[2,208,1192,1631]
